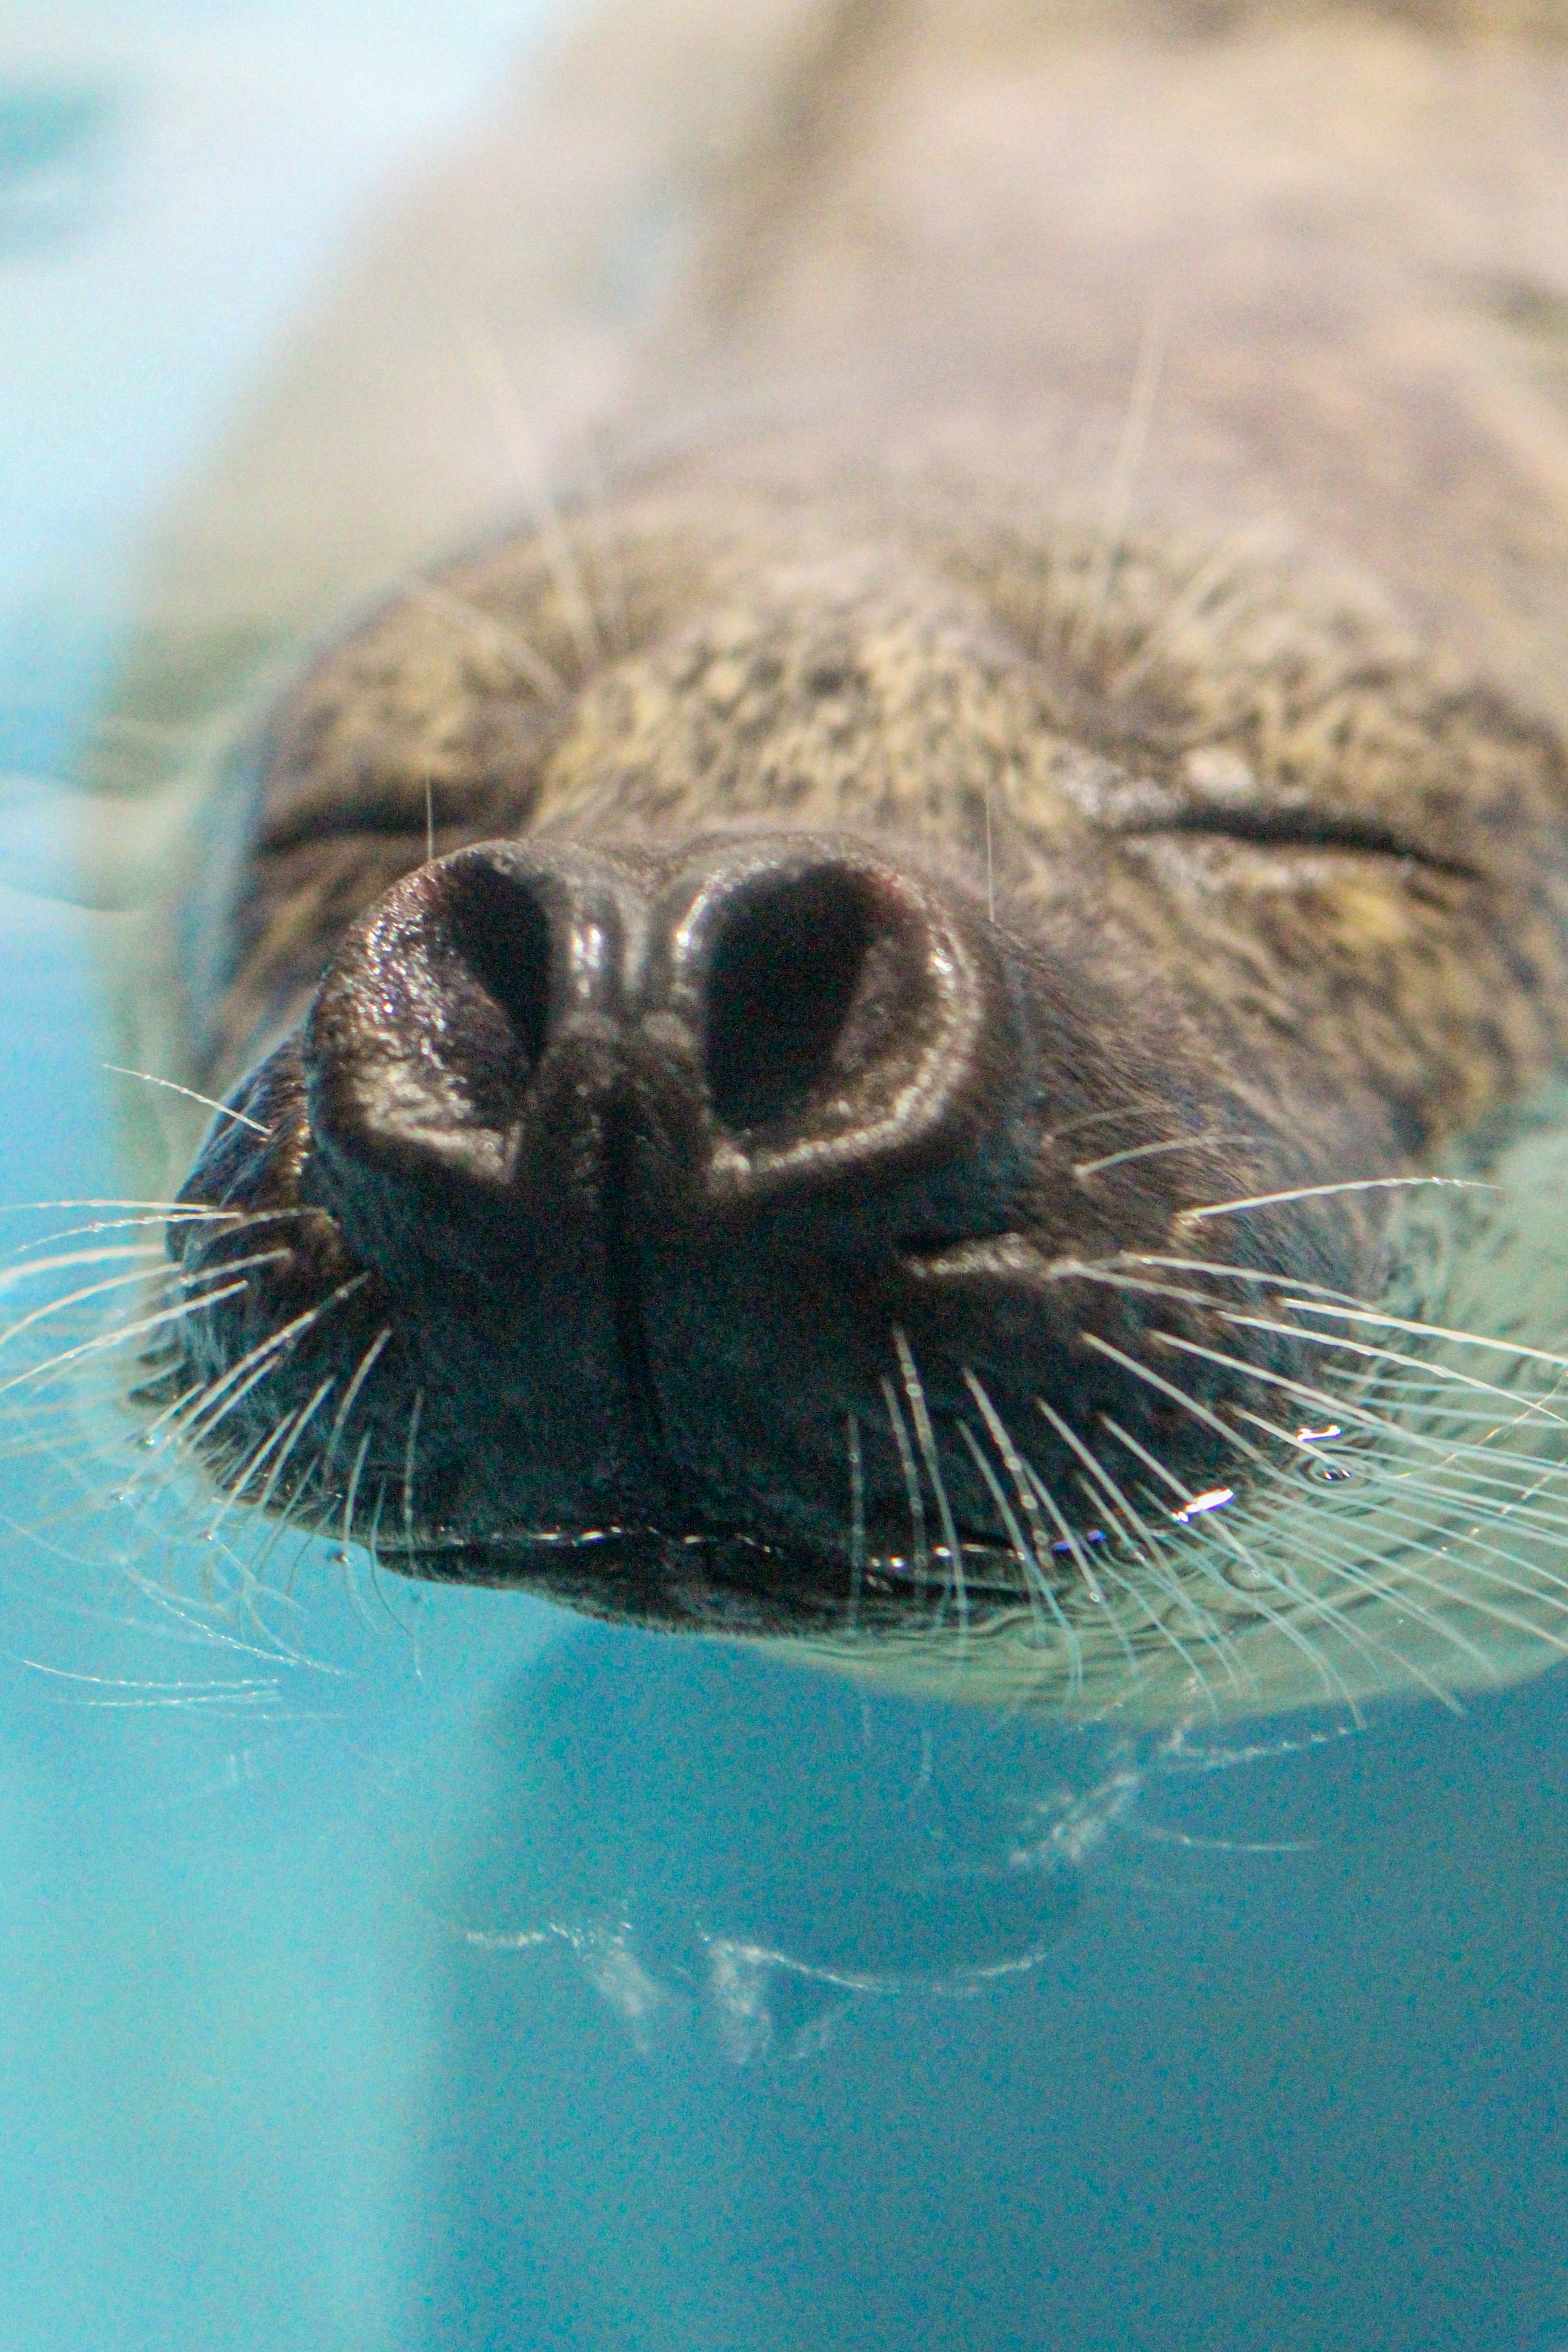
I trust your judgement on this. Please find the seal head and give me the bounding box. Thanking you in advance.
[152,481,1568,1695]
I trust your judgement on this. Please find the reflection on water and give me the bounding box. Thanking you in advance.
[2,10,1568,2352]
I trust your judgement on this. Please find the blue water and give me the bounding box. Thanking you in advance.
[1,11,1566,2349]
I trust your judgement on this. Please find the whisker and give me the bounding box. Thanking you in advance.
[1074,1133,1258,1180]
[202,1409,304,1543]
[0,1280,252,1398]
[1194,1399,1566,1695]
[1072,288,1172,659]
[1042,1099,1171,1146]
[1065,1463,1227,1704]
[879,1371,929,1584]
[1278,1295,1568,1375]
[1015,1450,1110,1612]
[239,1378,337,1580]
[464,327,604,670]
[101,1065,271,1137]
[960,1370,1056,1577]
[318,1325,394,1489]
[1145,1326,1564,1485]
[955,1421,1046,1641]
[1079,1340,1368,1705]
[0,1256,187,1353]
[1078,1252,1372,1307]
[1036,1394,1241,1703]
[1077,1331,1270,1470]
[0,1242,169,1301]
[410,582,567,704]
[0,1197,258,1217]
[341,1428,373,1551]
[892,1326,966,1639]
[579,431,632,659]
[1177,1175,1494,1225]
[401,1389,425,1558]
[1213,1307,1568,1427]
[6,1209,251,1257]
[180,1272,371,1452]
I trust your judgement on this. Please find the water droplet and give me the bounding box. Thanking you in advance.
[1224,1559,1272,1592]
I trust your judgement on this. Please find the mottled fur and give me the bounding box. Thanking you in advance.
[58,0,1568,1717]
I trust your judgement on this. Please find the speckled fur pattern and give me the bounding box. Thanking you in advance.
[61,0,1568,1717]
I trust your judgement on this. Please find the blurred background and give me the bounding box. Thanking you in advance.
[1,7,1567,2348]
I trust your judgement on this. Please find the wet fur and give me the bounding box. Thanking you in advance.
[28,0,1568,1720]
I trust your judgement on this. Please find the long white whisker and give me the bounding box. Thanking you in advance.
[1177,1176,1494,1225]
[0,1281,252,1398]
[319,1325,394,1488]
[1080,1344,1366,1706]
[101,1065,271,1137]
[0,1257,187,1353]
[401,1389,424,1557]
[879,1371,929,1583]
[1042,1099,1171,1146]
[892,1326,966,1640]
[1073,288,1172,657]
[1100,1402,1363,1721]
[955,1420,1047,1642]
[1279,1295,1568,1374]
[0,1243,169,1302]
[464,328,604,670]
[181,1272,371,1451]
[1077,1331,1270,1469]
[1036,1394,1241,1703]
[203,1409,303,1542]
[1213,1307,1568,1426]
[1014,1449,1109,1612]
[1074,1133,1258,1180]
[1145,1326,1565,1483]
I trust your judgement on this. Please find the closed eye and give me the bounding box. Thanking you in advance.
[1120,804,1478,878]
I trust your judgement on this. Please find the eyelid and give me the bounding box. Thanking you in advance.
[1117,805,1479,879]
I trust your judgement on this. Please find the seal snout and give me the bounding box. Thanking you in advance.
[272,828,1040,1555]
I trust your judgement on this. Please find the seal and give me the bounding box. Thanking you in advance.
[65,0,1568,1717]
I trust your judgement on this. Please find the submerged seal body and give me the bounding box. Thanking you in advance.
[95,0,1568,1716]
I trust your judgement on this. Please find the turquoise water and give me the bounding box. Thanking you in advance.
[2,12,1566,2348]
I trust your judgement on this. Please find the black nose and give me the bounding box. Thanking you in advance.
[303,831,1033,1258]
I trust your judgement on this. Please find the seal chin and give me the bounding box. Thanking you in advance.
[163,820,1348,1637]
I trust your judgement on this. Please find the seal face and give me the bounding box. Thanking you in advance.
[131,476,1568,1713]
[91,2,1568,1716]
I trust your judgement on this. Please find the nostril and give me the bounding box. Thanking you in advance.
[704,867,878,1132]
[305,842,635,1201]
[443,860,553,1080]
